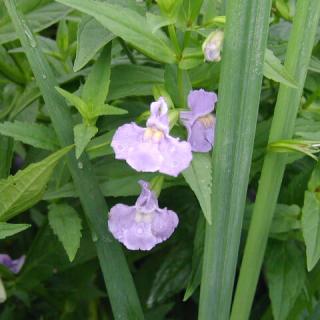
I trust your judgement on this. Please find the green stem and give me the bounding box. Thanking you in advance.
[0,136,13,179]
[230,1,320,319]
[4,1,144,319]
[168,24,181,56]
[118,38,137,64]
[198,0,272,319]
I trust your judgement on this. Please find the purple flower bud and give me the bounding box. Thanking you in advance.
[111,97,192,177]
[0,254,25,274]
[202,30,224,62]
[180,89,217,152]
[108,180,178,251]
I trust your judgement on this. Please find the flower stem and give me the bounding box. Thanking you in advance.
[168,24,181,56]
[230,1,320,319]
[118,37,137,64]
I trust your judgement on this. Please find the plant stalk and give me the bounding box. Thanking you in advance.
[230,1,320,319]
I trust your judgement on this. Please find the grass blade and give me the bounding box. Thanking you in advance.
[231,1,320,319]
[4,1,144,318]
[198,0,272,319]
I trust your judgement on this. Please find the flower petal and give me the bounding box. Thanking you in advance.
[0,254,25,273]
[126,142,163,172]
[189,119,215,152]
[188,89,217,118]
[159,137,192,176]
[108,204,135,241]
[151,208,178,241]
[135,180,158,212]
[147,97,169,134]
[111,123,144,160]
[123,221,158,250]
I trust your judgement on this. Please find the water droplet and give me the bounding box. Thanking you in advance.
[24,29,37,48]
[42,74,47,79]
[78,162,83,169]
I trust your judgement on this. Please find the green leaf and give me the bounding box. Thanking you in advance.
[48,203,82,262]
[74,16,114,72]
[56,0,176,64]
[0,121,59,151]
[0,146,72,221]
[108,64,164,101]
[82,43,111,110]
[264,49,298,88]
[302,191,320,271]
[92,104,128,117]
[55,87,89,120]
[182,153,212,224]
[0,2,72,45]
[0,222,31,239]
[74,123,98,159]
[309,56,320,73]
[265,241,306,320]
[179,47,204,70]
[184,214,205,301]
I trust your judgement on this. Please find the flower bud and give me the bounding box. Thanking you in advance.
[202,30,224,62]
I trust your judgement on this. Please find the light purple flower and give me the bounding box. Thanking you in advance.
[111,97,192,177]
[0,254,25,274]
[108,180,178,251]
[180,89,217,152]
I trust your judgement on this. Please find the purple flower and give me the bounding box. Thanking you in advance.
[111,97,192,177]
[0,254,25,274]
[108,180,178,251]
[202,30,224,62]
[180,89,217,152]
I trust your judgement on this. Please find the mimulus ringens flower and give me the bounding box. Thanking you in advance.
[0,254,25,274]
[111,97,192,177]
[108,180,178,251]
[180,89,217,152]
[202,30,224,62]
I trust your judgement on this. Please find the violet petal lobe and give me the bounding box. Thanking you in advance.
[188,117,215,152]
[147,97,169,134]
[0,254,25,274]
[107,180,179,251]
[158,136,192,177]
[188,89,217,120]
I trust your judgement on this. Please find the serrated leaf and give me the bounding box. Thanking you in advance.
[74,16,114,72]
[0,146,72,221]
[74,123,98,159]
[0,121,59,150]
[182,153,212,224]
[0,222,31,239]
[264,49,298,88]
[56,0,176,64]
[48,203,82,262]
[265,241,306,320]
[302,191,320,271]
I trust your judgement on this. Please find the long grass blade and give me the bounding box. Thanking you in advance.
[4,1,144,318]
[198,0,272,319]
[230,1,320,319]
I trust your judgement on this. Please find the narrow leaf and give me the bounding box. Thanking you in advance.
[302,191,320,271]
[55,87,89,120]
[0,222,31,239]
[183,153,212,224]
[56,0,176,63]
[0,121,59,151]
[92,104,128,117]
[264,49,298,88]
[82,43,112,109]
[0,146,72,221]
[48,203,82,261]
[74,123,98,159]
